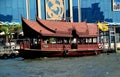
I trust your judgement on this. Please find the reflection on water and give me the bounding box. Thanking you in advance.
[0,53,120,77]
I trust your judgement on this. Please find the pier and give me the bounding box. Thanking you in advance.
[0,46,19,59]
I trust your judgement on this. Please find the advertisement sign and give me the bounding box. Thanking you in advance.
[45,0,64,20]
[113,0,120,11]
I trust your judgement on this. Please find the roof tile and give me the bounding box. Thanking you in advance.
[22,17,99,37]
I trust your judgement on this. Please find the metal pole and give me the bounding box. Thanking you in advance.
[114,26,117,52]
[64,0,66,21]
[68,0,73,22]
[26,0,30,19]
[78,0,81,22]
[36,0,41,19]
[108,30,111,49]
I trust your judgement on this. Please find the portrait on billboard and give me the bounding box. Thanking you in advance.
[112,0,120,11]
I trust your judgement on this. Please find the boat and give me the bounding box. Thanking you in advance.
[18,17,103,58]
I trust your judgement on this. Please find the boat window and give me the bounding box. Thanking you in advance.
[50,38,56,44]
[93,38,97,43]
[88,38,92,43]
[37,39,41,44]
[57,38,63,44]
[85,38,93,44]
[80,38,85,44]
[71,38,77,44]
[78,38,81,44]
[81,38,88,44]
[33,39,38,44]
[78,38,85,44]
[86,38,89,43]
[43,39,49,44]
[64,39,70,44]
[78,38,93,44]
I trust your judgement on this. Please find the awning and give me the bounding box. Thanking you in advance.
[108,22,120,26]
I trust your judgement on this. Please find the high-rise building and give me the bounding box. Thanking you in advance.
[0,0,120,23]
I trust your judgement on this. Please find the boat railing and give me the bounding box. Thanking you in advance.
[42,43,71,50]
[78,43,100,50]
[20,39,103,51]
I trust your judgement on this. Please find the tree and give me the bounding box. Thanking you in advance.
[0,25,9,45]
[0,23,22,46]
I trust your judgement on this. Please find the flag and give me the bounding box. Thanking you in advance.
[97,22,109,31]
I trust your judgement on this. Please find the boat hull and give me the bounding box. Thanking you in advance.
[18,49,100,58]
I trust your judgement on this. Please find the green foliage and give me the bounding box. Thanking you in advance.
[0,23,22,44]
[0,25,9,35]
[0,24,22,36]
[50,38,56,43]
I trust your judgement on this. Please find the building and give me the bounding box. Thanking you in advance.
[0,0,120,22]
[0,0,120,51]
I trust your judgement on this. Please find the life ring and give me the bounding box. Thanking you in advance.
[64,50,69,54]
[11,46,15,50]
[98,43,103,49]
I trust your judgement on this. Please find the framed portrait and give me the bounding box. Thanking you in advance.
[112,0,120,11]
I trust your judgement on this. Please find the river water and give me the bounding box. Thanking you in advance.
[0,53,120,77]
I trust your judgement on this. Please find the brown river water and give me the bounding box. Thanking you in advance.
[0,53,120,77]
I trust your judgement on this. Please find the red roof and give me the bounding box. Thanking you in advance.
[37,17,87,34]
[22,17,99,37]
[22,17,54,36]
[88,23,99,36]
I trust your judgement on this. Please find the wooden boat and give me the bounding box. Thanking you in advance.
[18,17,103,58]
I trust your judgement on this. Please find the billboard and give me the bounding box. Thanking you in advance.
[112,0,120,11]
[45,0,65,20]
